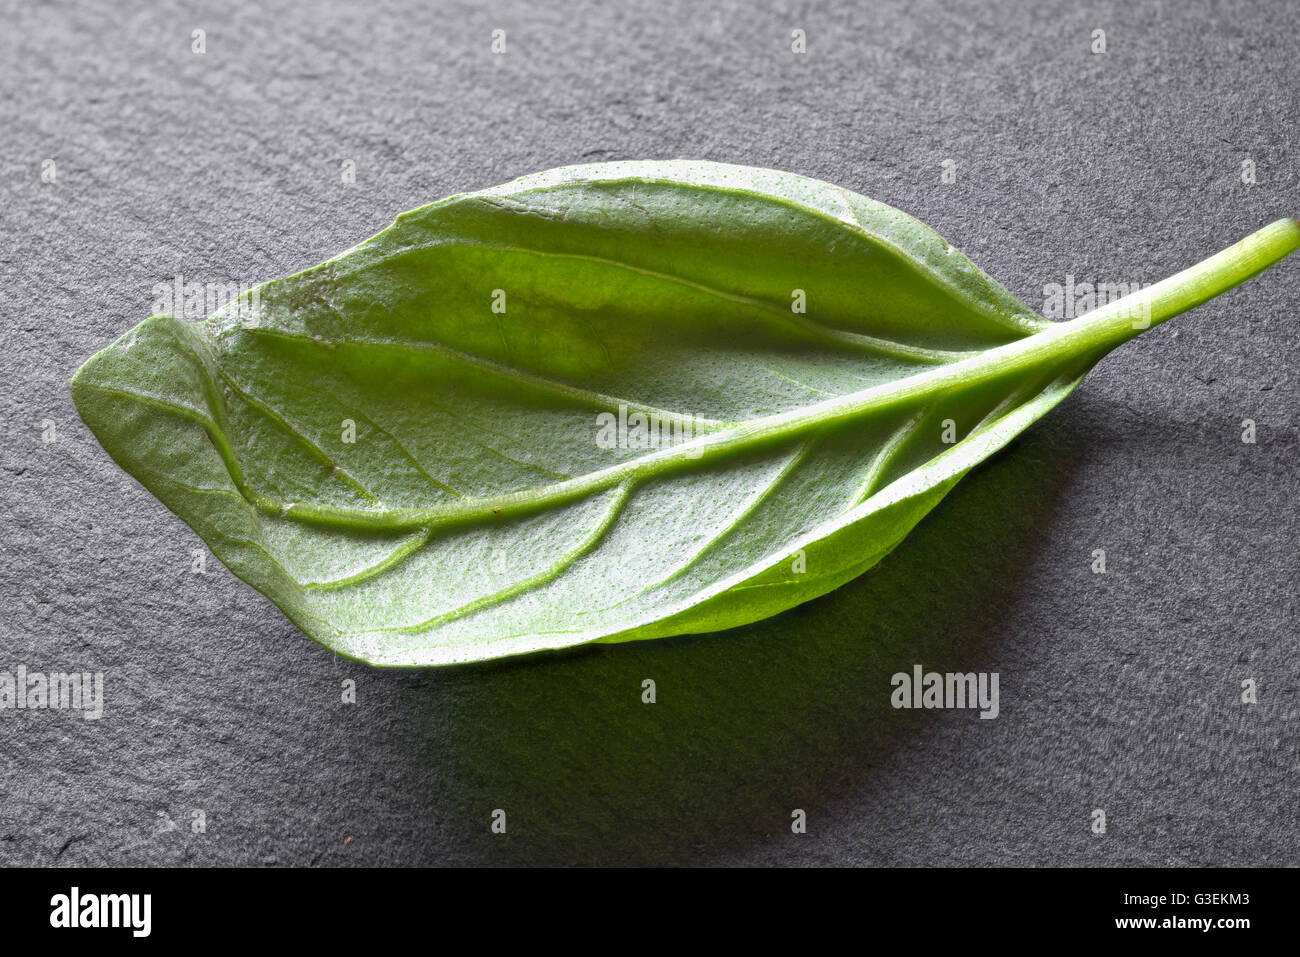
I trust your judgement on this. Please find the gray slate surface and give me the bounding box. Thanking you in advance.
[1,0,1297,867]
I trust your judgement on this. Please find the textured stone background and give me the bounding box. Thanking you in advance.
[1,0,1297,866]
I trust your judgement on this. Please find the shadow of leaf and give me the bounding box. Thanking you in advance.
[396,416,1082,865]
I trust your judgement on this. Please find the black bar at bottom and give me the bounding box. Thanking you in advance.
[0,866,1278,942]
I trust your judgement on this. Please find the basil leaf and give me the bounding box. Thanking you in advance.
[70,162,1300,665]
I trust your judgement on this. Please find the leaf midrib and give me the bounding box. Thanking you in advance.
[184,310,1105,533]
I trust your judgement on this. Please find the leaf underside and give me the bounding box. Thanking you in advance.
[73,160,1101,666]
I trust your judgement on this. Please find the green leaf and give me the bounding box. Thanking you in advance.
[70,162,1300,665]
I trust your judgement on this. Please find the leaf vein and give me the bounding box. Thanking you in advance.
[363,482,635,636]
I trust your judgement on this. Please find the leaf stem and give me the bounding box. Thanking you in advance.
[1066,217,1300,347]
